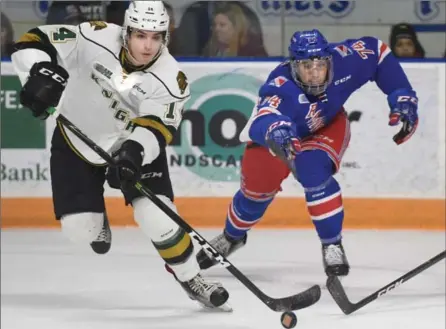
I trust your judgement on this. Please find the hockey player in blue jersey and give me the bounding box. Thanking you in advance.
[196,29,419,277]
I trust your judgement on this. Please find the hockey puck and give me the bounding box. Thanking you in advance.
[280,311,297,328]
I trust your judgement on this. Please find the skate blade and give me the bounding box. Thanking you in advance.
[198,301,233,313]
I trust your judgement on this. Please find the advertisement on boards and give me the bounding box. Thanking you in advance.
[1,62,445,200]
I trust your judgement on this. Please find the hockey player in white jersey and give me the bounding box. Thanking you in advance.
[11,1,230,310]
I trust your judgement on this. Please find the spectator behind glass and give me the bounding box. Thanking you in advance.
[202,3,268,57]
[174,1,264,56]
[46,1,129,26]
[1,12,14,59]
[389,23,425,58]
[163,1,180,56]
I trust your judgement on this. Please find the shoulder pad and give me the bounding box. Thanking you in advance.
[260,75,299,98]
[78,22,122,47]
[331,42,354,58]
[143,49,190,101]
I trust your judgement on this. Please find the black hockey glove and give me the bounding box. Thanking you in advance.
[20,61,69,120]
[114,140,145,191]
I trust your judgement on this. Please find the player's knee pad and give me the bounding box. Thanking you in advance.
[294,150,335,190]
[132,196,199,282]
[60,212,104,243]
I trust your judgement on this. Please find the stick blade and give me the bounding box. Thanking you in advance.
[268,284,321,312]
[326,276,355,315]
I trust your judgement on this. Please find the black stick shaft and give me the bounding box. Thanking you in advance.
[327,250,445,314]
[53,112,321,312]
[360,250,445,304]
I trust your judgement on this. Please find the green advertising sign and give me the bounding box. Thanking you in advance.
[1,76,46,149]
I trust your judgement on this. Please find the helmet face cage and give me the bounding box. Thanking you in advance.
[121,1,170,49]
[290,56,333,96]
[288,29,333,95]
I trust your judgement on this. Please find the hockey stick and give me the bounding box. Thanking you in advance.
[47,108,321,312]
[326,250,446,315]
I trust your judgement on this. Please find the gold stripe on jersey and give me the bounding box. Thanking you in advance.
[152,228,194,265]
[89,21,107,31]
[57,122,107,167]
[13,28,59,63]
[131,117,174,144]
[17,33,41,43]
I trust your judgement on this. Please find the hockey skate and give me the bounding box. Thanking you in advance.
[90,214,111,254]
[196,231,247,270]
[322,242,350,276]
[165,264,231,311]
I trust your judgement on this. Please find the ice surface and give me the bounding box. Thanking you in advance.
[2,228,445,329]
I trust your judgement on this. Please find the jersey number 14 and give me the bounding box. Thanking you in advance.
[51,27,76,42]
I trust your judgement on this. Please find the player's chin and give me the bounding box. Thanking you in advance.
[137,55,154,65]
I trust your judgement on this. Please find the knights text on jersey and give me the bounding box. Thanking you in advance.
[239,36,413,145]
[12,21,190,165]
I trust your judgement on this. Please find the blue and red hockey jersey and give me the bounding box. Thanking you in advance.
[239,37,415,145]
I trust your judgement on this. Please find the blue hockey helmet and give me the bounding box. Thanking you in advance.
[288,29,333,96]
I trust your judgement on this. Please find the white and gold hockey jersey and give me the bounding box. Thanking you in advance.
[12,21,190,165]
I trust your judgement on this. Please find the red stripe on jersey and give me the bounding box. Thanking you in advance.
[257,108,274,116]
[308,193,343,217]
[378,41,391,64]
[228,204,254,229]
[378,43,388,61]
[241,186,276,202]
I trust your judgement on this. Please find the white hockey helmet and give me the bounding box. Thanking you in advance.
[122,1,170,47]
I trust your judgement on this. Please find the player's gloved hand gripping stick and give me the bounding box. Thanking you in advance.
[46,107,321,312]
